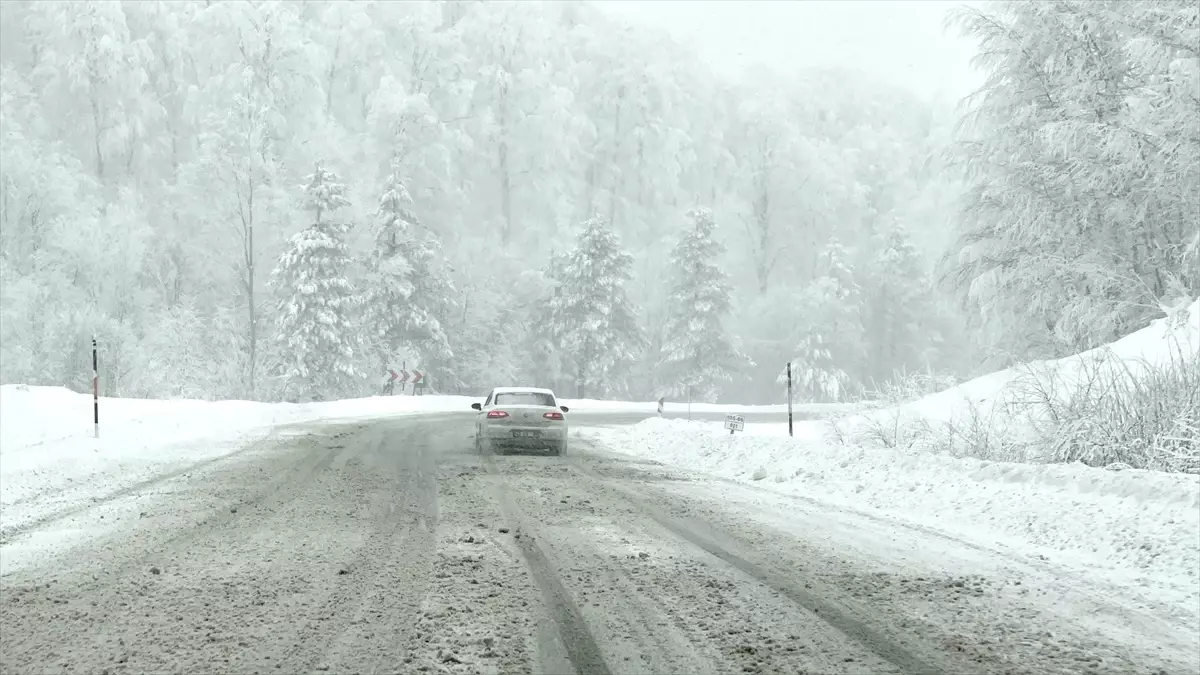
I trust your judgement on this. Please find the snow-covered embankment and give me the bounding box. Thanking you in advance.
[582,300,1200,618]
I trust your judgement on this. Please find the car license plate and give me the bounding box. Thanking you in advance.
[512,430,541,439]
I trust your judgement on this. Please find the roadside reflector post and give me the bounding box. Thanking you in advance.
[92,337,99,439]
[787,361,793,438]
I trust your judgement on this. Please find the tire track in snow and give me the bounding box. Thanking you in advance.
[576,437,1199,674]
[1,426,350,583]
[0,423,344,543]
[492,458,884,674]
[482,453,612,675]
[268,426,441,673]
[0,428,363,673]
[0,442,272,542]
[563,456,951,675]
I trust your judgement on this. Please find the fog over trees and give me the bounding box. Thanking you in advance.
[1,0,1195,403]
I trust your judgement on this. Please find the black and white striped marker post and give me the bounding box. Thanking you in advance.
[787,361,794,437]
[92,337,99,439]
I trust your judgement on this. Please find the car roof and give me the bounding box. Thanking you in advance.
[491,386,557,396]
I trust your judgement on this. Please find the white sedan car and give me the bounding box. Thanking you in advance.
[472,386,569,455]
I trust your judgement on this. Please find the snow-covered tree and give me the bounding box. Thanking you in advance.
[362,166,416,364]
[863,221,935,381]
[361,161,456,388]
[0,0,1019,408]
[658,207,749,401]
[522,251,571,392]
[948,0,1200,360]
[271,162,361,401]
[28,0,157,186]
[398,233,458,390]
[544,216,646,398]
[783,238,865,402]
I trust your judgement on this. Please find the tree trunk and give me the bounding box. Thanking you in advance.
[608,91,623,228]
[498,83,513,245]
[577,337,592,399]
[325,35,340,117]
[753,158,772,293]
[244,154,258,401]
[90,93,104,182]
[583,157,598,219]
[247,235,257,399]
[500,140,512,243]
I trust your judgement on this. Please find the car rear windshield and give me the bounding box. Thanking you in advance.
[494,392,556,407]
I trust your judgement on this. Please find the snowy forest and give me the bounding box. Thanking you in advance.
[1,0,1196,404]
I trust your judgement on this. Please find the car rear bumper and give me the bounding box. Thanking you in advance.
[486,426,567,446]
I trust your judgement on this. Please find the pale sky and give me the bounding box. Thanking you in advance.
[594,0,985,105]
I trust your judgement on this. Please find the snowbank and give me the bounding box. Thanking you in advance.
[585,417,1200,611]
[559,397,852,417]
[581,301,1200,610]
[0,384,479,456]
[840,299,1200,456]
[0,386,478,531]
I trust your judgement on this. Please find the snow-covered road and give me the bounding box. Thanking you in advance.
[2,413,1194,675]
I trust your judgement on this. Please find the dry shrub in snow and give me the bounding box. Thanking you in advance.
[1007,343,1199,474]
[862,366,960,405]
[837,368,964,450]
[837,350,1198,475]
[838,394,1025,464]
[934,397,1026,463]
[836,368,1018,459]
[828,306,1199,474]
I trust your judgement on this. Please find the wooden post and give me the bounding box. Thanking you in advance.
[92,337,99,439]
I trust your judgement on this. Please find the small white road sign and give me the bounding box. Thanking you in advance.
[724,413,745,433]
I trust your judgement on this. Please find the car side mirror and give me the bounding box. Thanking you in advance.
[560,405,569,413]
[471,402,482,411]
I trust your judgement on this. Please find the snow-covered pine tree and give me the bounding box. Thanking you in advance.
[544,216,646,399]
[271,162,362,401]
[863,221,934,382]
[360,161,456,387]
[404,230,457,387]
[362,166,417,366]
[658,207,749,402]
[783,238,865,402]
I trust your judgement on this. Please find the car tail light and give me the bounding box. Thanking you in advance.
[543,411,563,420]
[486,410,509,418]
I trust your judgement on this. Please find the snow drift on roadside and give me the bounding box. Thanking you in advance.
[842,298,1200,441]
[0,385,477,529]
[582,301,1200,612]
[551,397,854,417]
[586,417,1200,613]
